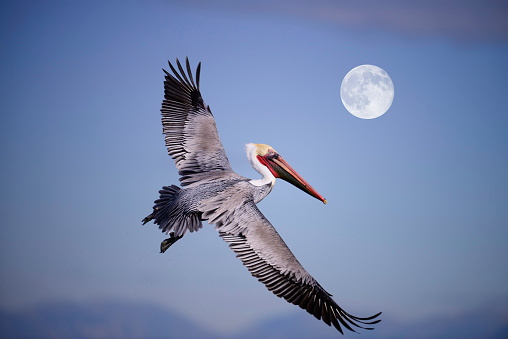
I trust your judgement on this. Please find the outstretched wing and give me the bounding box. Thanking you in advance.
[202,189,381,334]
[161,58,233,186]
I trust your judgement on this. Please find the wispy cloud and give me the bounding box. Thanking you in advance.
[174,0,508,43]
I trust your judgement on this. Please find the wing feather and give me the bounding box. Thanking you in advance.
[161,57,233,185]
[217,201,381,334]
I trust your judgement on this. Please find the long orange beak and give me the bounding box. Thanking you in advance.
[257,153,327,204]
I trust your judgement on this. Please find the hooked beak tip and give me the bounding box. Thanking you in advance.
[323,199,327,205]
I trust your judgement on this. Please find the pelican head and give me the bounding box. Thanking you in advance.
[246,143,326,204]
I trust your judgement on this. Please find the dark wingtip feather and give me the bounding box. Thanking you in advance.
[168,59,185,84]
[347,311,382,323]
[196,62,201,90]
[185,57,196,88]
[176,58,192,87]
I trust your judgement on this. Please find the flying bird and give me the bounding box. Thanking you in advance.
[143,58,381,334]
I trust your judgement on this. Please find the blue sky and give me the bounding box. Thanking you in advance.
[1,0,507,335]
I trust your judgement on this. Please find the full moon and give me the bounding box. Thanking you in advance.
[340,65,394,119]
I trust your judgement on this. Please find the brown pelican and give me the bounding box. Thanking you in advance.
[143,58,381,334]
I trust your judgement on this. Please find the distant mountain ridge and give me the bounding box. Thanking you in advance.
[0,300,218,339]
[1,300,507,338]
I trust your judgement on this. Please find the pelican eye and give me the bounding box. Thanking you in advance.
[267,150,279,159]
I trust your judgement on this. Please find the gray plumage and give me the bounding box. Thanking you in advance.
[143,58,381,334]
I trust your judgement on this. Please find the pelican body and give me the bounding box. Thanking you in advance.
[143,58,381,334]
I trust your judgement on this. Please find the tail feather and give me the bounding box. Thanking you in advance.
[143,185,202,237]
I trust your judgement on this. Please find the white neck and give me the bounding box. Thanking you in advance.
[245,143,276,187]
